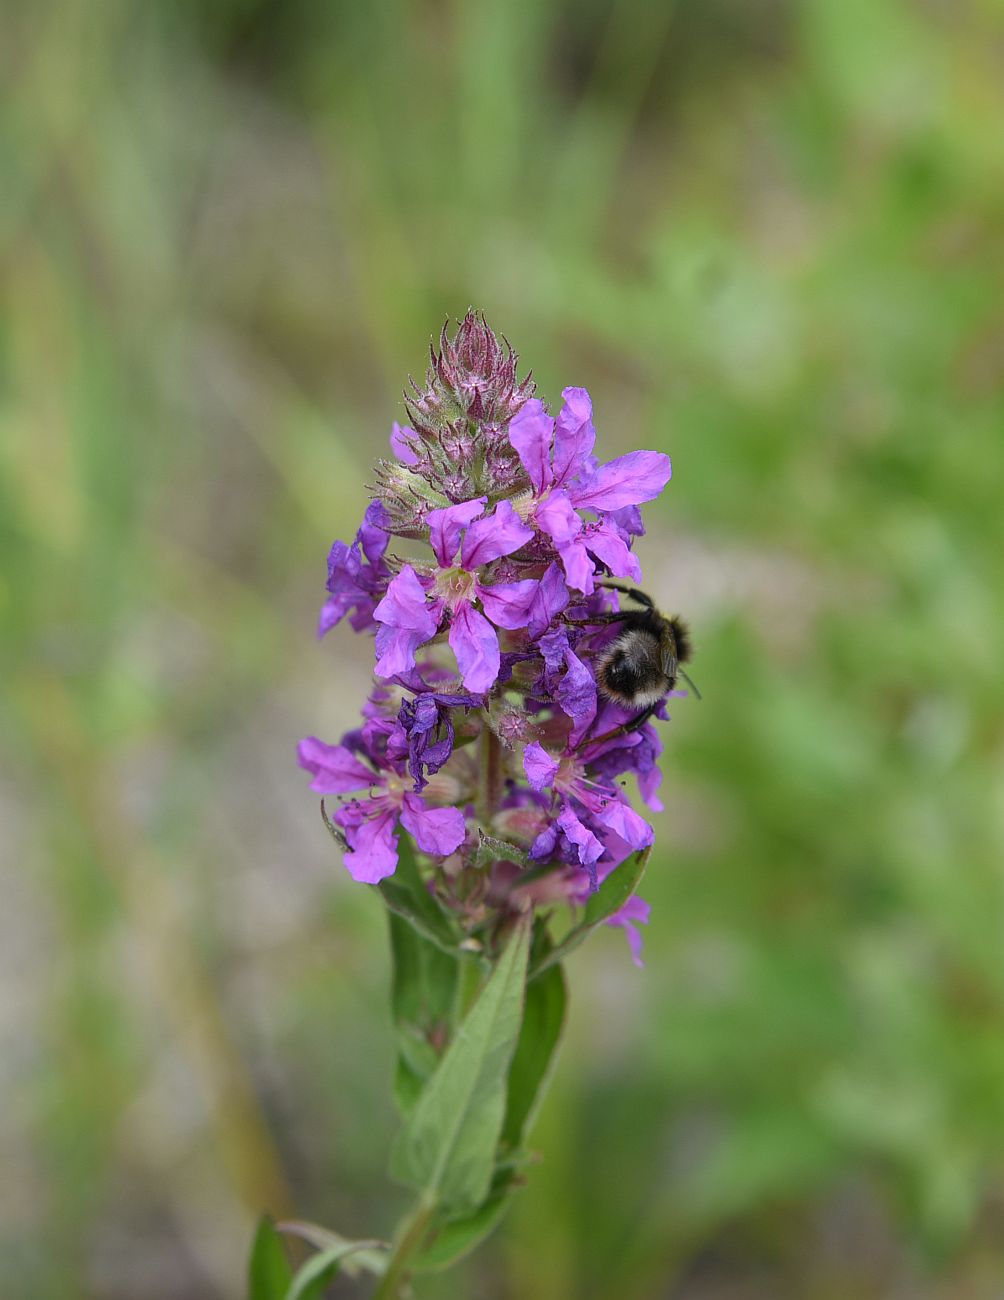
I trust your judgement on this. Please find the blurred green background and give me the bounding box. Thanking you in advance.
[3,1,1003,1296]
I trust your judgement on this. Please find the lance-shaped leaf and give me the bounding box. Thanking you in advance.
[528,847,650,980]
[378,834,459,955]
[248,1218,293,1300]
[502,926,567,1150]
[412,1168,519,1273]
[277,1222,386,1278]
[282,1238,386,1300]
[388,908,458,1113]
[389,917,531,1212]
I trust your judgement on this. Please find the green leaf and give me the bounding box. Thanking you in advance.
[502,936,567,1150]
[388,907,459,1112]
[474,830,531,870]
[378,835,459,956]
[283,1238,386,1300]
[388,910,458,1048]
[389,918,531,1213]
[248,1217,293,1300]
[528,847,650,980]
[413,1170,519,1273]
[277,1223,387,1278]
[393,1054,427,1115]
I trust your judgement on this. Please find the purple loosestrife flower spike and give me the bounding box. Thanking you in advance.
[300,311,684,967]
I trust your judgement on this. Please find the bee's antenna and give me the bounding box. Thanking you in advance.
[678,669,702,701]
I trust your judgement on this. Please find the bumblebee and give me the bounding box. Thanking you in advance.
[584,583,698,739]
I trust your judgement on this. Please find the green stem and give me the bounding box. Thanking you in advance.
[373,1196,436,1299]
[477,719,504,827]
[455,951,484,1020]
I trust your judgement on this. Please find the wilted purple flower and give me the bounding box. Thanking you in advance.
[318,500,392,636]
[399,690,479,792]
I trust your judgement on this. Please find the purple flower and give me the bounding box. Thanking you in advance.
[605,895,651,967]
[584,714,665,812]
[522,741,654,891]
[389,420,421,465]
[507,389,671,594]
[373,498,543,693]
[523,741,560,791]
[301,314,681,971]
[319,501,392,635]
[298,734,466,883]
[373,566,444,681]
[537,626,597,741]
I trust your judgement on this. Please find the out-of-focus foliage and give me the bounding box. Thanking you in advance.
[2,0,1003,1296]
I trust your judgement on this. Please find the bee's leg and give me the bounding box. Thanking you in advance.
[576,703,661,752]
[563,611,623,626]
[596,580,655,610]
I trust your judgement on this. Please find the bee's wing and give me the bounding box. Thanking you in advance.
[659,628,678,680]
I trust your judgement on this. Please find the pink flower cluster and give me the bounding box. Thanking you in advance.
[299,313,676,964]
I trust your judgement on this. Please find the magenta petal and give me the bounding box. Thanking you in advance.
[538,626,570,676]
[609,503,645,539]
[507,398,554,495]
[557,647,597,721]
[584,522,642,582]
[297,737,375,793]
[530,822,558,861]
[552,387,596,488]
[557,538,596,595]
[558,804,603,866]
[598,799,654,850]
[476,578,539,629]
[373,566,443,677]
[527,561,569,638]
[399,792,466,856]
[342,805,400,883]
[374,624,425,679]
[570,450,672,513]
[534,489,581,548]
[461,500,535,569]
[318,594,347,637]
[427,498,487,567]
[358,500,391,563]
[638,761,664,812]
[523,741,559,792]
[374,566,440,635]
[449,601,500,693]
[390,421,420,465]
[605,894,651,968]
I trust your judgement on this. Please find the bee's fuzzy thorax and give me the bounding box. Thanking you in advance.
[596,628,673,708]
